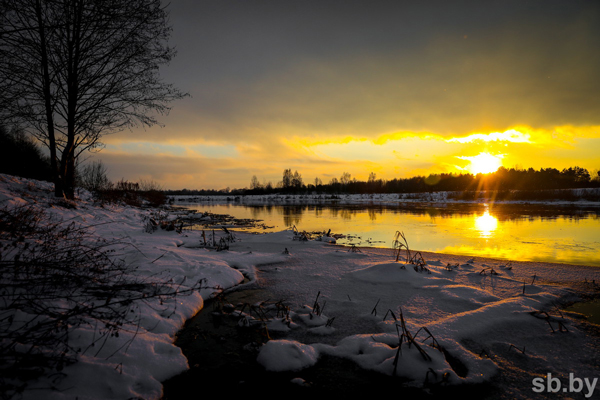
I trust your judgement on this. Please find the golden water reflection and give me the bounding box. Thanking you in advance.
[474,211,498,238]
[181,203,600,267]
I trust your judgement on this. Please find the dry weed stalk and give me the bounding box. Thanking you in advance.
[390,307,448,378]
[479,267,498,275]
[508,344,526,354]
[446,262,459,271]
[392,231,410,263]
[371,298,381,317]
[311,291,326,316]
[348,244,362,253]
[292,225,309,241]
[392,231,429,272]
[531,310,570,333]
[0,204,205,388]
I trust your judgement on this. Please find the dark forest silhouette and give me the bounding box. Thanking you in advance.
[167,166,600,200]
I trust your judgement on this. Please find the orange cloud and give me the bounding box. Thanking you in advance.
[446,129,531,144]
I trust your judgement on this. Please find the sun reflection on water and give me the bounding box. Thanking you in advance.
[474,211,498,238]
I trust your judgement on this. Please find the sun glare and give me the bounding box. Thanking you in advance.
[474,211,498,238]
[461,152,503,175]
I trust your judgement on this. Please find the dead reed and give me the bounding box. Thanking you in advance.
[392,231,410,263]
[390,306,446,378]
[392,231,430,273]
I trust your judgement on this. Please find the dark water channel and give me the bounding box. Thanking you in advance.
[162,286,497,398]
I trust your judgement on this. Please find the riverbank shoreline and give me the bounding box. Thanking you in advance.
[172,198,600,268]
[162,233,600,399]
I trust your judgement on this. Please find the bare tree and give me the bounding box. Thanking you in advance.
[291,170,303,189]
[282,168,293,189]
[340,171,352,185]
[250,175,261,190]
[78,159,112,192]
[368,172,377,183]
[0,0,186,199]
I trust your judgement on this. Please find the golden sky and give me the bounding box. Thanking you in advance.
[94,0,600,190]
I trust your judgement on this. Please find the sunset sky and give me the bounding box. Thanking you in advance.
[94,0,600,190]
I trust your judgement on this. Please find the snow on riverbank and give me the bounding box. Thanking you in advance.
[0,174,244,400]
[2,174,600,399]
[170,188,600,208]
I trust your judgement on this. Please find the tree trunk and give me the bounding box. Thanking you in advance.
[63,0,83,200]
[34,0,62,198]
[64,150,76,199]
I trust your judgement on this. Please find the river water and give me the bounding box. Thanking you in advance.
[176,200,600,267]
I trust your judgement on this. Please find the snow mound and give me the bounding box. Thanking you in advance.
[257,340,319,372]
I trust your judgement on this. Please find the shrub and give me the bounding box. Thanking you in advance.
[93,178,167,208]
[0,204,203,393]
[77,160,112,193]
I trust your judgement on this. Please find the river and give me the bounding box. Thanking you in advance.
[173,199,600,267]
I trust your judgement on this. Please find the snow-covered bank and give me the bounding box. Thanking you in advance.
[0,175,246,400]
[2,174,600,399]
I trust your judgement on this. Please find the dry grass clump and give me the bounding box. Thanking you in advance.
[392,231,429,273]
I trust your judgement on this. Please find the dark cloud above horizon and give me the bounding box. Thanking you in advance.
[142,0,600,141]
[100,0,600,189]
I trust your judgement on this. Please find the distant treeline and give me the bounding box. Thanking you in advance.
[166,166,600,197]
[3,124,596,199]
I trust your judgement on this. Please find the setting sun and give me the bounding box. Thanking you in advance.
[461,152,504,175]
